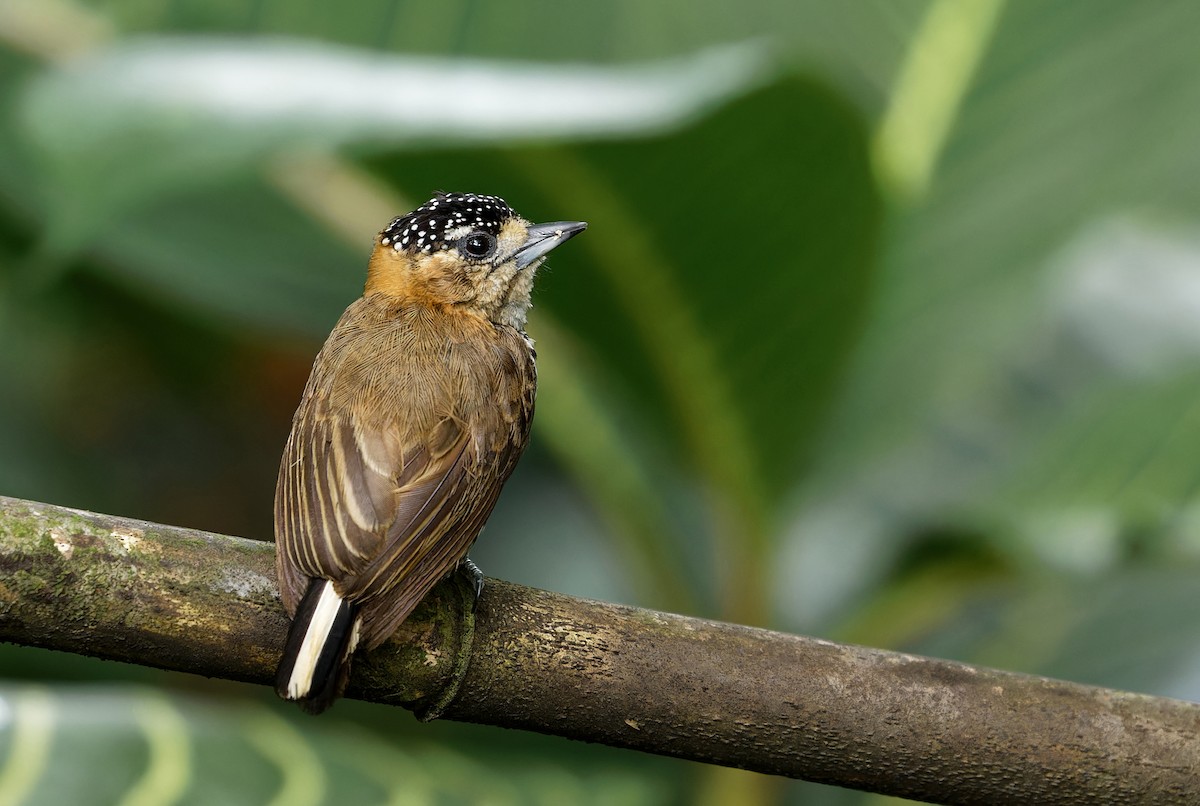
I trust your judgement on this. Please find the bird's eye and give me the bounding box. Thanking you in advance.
[460,232,496,260]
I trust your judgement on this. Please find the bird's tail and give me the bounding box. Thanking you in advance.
[275,579,359,715]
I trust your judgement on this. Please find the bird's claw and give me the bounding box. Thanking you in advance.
[458,557,485,611]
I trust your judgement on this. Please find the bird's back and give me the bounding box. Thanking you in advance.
[274,294,535,648]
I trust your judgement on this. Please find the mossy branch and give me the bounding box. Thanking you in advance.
[1,495,1198,804]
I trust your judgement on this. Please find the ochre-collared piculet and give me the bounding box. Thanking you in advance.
[273,192,586,713]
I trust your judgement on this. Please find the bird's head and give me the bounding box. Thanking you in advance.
[366,192,586,330]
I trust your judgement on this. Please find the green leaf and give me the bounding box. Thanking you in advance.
[17,37,770,253]
[0,686,667,806]
[90,0,920,95]
[795,0,1200,562]
[93,176,363,337]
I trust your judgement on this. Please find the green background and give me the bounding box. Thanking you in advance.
[3,1,1200,804]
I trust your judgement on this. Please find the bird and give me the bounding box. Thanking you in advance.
[273,191,586,714]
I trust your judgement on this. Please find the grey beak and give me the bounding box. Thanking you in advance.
[513,220,587,269]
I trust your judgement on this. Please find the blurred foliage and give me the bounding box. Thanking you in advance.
[0,685,669,805]
[2,1,1200,804]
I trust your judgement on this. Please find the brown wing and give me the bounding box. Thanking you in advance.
[346,420,530,649]
[275,398,477,605]
[274,331,534,649]
[343,340,535,649]
[274,397,399,614]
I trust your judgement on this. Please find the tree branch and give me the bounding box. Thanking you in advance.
[1,494,1197,804]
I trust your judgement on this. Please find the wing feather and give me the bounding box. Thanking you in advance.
[274,311,535,648]
[275,390,493,631]
[332,424,381,536]
[349,438,519,649]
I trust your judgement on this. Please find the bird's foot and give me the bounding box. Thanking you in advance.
[458,557,485,611]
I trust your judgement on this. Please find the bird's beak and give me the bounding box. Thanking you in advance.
[513,221,587,269]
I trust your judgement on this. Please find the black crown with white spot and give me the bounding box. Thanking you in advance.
[380,192,516,254]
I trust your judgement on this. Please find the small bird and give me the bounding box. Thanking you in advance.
[273,192,586,713]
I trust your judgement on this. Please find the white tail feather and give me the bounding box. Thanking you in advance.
[287,581,344,699]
